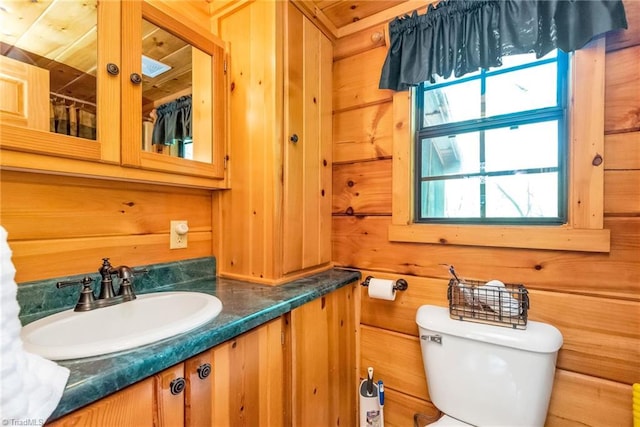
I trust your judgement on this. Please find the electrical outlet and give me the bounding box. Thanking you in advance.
[170,220,189,249]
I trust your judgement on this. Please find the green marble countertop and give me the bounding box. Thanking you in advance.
[17,259,359,421]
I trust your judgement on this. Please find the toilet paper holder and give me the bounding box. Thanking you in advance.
[361,276,408,291]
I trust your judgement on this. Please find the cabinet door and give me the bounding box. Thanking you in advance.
[154,363,186,427]
[185,349,213,427]
[289,283,358,426]
[47,378,154,427]
[282,2,333,275]
[212,317,285,426]
[0,0,120,164]
[121,0,227,181]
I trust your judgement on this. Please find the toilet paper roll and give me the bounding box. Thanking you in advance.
[368,278,396,301]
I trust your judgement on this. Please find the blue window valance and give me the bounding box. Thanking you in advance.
[379,0,628,91]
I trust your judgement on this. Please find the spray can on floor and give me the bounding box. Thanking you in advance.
[359,367,382,427]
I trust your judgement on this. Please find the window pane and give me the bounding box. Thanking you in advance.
[486,63,557,116]
[422,79,481,127]
[485,173,558,218]
[489,50,557,71]
[421,178,481,218]
[420,134,480,178]
[484,121,559,172]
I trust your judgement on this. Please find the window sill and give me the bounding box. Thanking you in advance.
[388,223,610,253]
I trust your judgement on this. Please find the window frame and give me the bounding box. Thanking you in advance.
[413,52,569,225]
[388,39,610,253]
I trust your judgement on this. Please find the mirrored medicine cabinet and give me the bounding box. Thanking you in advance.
[0,0,227,184]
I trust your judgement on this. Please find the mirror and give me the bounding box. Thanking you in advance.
[0,0,98,140]
[141,19,212,162]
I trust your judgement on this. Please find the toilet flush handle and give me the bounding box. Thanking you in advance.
[421,334,442,344]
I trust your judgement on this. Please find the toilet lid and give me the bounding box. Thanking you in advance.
[428,414,472,426]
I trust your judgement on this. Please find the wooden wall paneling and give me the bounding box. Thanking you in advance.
[606,0,640,52]
[333,101,393,164]
[360,325,429,401]
[546,370,633,427]
[332,159,392,215]
[333,46,392,112]
[0,171,212,241]
[333,23,386,61]
[383,388,440,427]
[47,378,154,427]
[528,289,640,384]
[333,8,640,427]
[604,45,640,133]
[604,170,640,214]
[333,216,639,299]
[359,270,449,336]
[606,217,640,265]
[1,171,214,283]
[10,233,212,284]
[604,131,640,170]
[358,268,640,384]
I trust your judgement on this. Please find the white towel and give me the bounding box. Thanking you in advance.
[0,226,70,422]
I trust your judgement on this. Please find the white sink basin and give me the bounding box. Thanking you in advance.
[21,291,222,361]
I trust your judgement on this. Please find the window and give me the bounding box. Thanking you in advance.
[414,51,568,225]
[389,40,610,253]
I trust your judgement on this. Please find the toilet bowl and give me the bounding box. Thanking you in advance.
[416,305,563,427]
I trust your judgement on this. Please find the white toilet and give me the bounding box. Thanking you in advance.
[416,305,563,427]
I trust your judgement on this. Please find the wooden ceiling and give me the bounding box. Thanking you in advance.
[304,0,407,28]
[209,0,427,38]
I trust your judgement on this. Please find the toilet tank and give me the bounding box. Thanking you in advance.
[416,305,563,427]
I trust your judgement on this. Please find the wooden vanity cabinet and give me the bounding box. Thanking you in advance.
[46,283,357,427]
[0,0,228,189]
[46,378,155,427]
[46,318,283,427]
[215,1,333,283]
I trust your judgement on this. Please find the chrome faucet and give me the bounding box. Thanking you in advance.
[57,258,148,312]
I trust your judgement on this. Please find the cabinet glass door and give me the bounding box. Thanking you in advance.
[0,0,120,162]
[122,0,226,180]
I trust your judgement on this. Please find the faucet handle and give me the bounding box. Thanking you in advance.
[117,277,136,300]
[56,276,96,311]
[56,276,94,289]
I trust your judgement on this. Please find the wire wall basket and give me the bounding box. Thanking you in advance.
[447,279,529,329]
